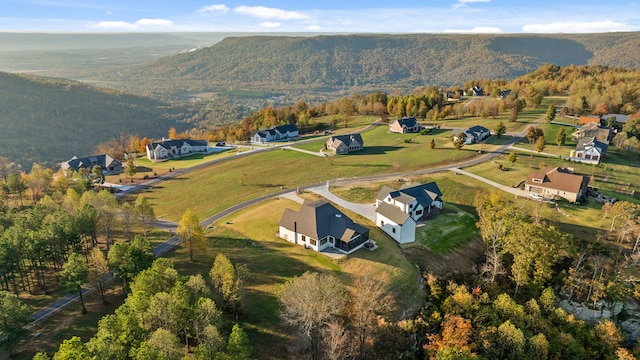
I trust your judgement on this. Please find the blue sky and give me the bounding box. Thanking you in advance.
[2,0,639,33]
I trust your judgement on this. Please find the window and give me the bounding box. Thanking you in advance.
[320,238,327,246]
[392,228,396,234]
[301,235,306,242]
[416,209,423,216]
[380,220,385,226]
[310,238,317,246]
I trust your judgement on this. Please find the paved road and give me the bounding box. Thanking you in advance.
[30,116,537,325]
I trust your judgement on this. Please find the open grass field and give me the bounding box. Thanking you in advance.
[134,125,487,222]
[410,203,479,253]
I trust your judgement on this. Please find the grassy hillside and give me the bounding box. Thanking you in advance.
[0,72,194,169]
[106,32,640,100]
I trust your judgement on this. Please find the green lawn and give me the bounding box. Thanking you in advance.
[135,125,487,222]
[408,203,479,253]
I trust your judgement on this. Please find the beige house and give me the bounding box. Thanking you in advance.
[524,167,589,202]
[326,134,364,154]
[389,117,422,133]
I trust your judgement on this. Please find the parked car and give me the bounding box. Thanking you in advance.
[529,193,543,200]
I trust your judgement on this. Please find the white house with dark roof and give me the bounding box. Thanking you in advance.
[278,200,370,254]
[452,125,490,144]
[251,124,299,143]
[325,133,364,154]
[375,182,443,244]
[569,137,608,165]
[145,139,208,161]
[61,154,123,175]
[389,117,423,133]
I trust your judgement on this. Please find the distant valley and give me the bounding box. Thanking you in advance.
[1,31,640,169]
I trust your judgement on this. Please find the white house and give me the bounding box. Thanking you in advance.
[569,137,608,165]
[251,124,299,143]
[375,182,443,244]
[278,200,370,254]
[146,139,208,161]
[452,125,490,144]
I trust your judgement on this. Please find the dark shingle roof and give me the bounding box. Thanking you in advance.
[61,154,120,171]
[279,200,369,243]
[576,137,608,153]
[328,133,364,147]
[387,182,443,208]
[396,117,418,128]
[148,139,207,150]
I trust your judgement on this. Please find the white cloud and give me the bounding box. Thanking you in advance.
[305,25,322,31]
[453,0,490,9]
[135,18,173,27]
[443,26,502,33]
[197,4,229,14]
[523,20,632,33]
[234,6,309,20]
[258,21,281,28]
[89,18,173,30]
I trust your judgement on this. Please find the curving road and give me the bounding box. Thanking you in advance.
[30,117,538,325]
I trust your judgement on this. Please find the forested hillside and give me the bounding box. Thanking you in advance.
[107,32,640,100]
[0,72,194,170]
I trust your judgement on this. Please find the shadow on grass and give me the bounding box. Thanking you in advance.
[348,145,401,155]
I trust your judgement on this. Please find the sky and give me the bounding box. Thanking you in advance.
[1,0,639,33]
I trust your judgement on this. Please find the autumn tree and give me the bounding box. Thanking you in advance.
[125,157,137,183]
[135,196,157,239]
[495,121,506,138]
[453,135,465,150]
[58,252,89,313]
[425,314,474,359]
[177,209,205,263]
[534,136,546,154]
[209,253,249,319]
[508,151,517,164]
[87,247,109,304]
[280,272,346,360]
[545,105,556,122]
[555,128,566,147]
[348,267,393,359]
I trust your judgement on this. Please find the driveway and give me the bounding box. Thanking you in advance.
[306,183,377,223]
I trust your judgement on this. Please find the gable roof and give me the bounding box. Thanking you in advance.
[279,200,369,243]
[576,137,608,153]
[61,154,121,171]
[395,117,419,128]
[147,139,207,150]
[273,124,298,133]
[526,167,589,194]
[327,133,364,147]
[376,201,411,224]
[390,182,443,208]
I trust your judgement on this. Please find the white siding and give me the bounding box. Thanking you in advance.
[376,213,416,244]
